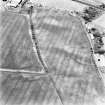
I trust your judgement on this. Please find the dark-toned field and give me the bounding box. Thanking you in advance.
[0,6,105,105]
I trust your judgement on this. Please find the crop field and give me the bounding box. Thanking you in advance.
[0,6,105,105]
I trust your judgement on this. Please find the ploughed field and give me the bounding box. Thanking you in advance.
[0,7,105,105]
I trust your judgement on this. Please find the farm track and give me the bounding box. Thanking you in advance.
[0,7,105,105]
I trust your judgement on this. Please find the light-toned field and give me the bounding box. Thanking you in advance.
[0,6,105,105]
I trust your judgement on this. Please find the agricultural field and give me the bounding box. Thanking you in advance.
[0,6,105,105]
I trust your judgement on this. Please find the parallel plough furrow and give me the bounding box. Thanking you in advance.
[0,5,105,105]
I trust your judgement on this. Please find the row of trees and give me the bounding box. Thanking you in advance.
[82,4,105,23]
[88,27,105,54]
[81,4,105,55]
